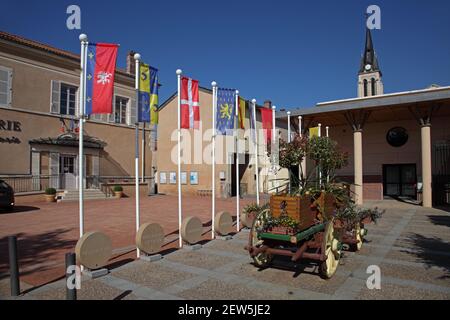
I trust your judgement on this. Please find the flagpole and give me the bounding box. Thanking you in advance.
[141,123,145,183]
[176,69,183,248]
[318,123,322,188]
[326,126,330,183]
[299,116,305,188]
[133,53,142,258]
[235,90,240,232]
[287,111,291,143]
[78,34,88,242]
[298,116,302,138]
[251,99,260,206]
[272,105,277,193]
[287,111,291,194]
[211,81,217,239]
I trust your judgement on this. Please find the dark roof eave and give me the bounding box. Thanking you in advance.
[0,30,133,80]
[277,87,450,118]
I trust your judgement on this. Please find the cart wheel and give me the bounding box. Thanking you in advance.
[351,223,363,251]
[250,209,273,268]
[319,220,341,279]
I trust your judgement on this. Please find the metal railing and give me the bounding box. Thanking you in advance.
[0,175,58,193]
[0,175,153,194]
[98,176,153,198]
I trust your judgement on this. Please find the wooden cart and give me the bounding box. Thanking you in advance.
[245,194,342,279]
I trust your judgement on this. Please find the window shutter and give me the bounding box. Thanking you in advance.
[0,67,12,107]
[31,152,41,191]
[75,86,80,117]
[7,69,12,107]
[49,152,60,189]
[92,156,99,176]
[129,97,137,125]
[108,95,116,123]
[51,80,60,114]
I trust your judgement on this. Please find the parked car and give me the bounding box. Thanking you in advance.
[0,180,14,212]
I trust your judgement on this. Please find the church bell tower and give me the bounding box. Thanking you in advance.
[358,28,383,97]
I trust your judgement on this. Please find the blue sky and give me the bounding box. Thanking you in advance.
[1,0,449,109]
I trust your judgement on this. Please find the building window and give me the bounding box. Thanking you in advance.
[51,81,78,116]
[0,66,12,107]
[363,79,368,97]
[59,83,77,116]
[371,78,376,96]
[114,96,128,124]
[386,127,408,147]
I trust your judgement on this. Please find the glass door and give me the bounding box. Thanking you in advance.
[60,155,76,190]
[383,164,417,199]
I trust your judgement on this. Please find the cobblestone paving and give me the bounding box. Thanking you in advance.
[1,200,449,300]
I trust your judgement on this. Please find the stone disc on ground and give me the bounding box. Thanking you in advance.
[75,231,112,270]
[214,211,233,235]
[181,216,203,244]
[136,223,164,254]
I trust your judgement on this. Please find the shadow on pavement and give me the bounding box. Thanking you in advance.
[403,233,450,279]
[427,215,450,227]
[0,229,76,280]
[0,206,40,214]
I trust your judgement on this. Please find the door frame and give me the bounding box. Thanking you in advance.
[382,163,417,199]
[60,154,77,190]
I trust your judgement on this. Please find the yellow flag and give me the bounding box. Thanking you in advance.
[309,126,319,137]
[150,93,159,125]
[139,63,150,93]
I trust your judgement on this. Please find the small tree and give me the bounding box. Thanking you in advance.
[272,134,348,195]
[308,136,348,187]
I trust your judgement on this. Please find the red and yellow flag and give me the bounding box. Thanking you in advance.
[238,97,245,129]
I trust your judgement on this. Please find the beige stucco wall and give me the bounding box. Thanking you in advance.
[0,45,152,178]
[0,108,153,177]
[156,90,273,196]
[329,116,450,200]
[0,48,134,115]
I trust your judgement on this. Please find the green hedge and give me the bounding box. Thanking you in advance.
[45,187,57,195]
[112,185,123,192]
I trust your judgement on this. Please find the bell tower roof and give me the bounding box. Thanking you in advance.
[359,28,381,75]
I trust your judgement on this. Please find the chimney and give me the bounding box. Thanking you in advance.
[264,100,272,109]
[126,51,136,75]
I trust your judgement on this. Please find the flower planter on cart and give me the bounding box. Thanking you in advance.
[245,193,342,279]
[334,219,368,252]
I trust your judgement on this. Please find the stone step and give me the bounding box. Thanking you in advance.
[59,189,108,202]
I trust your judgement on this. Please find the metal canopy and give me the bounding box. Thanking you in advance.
[277,86,450,127]
[29,133,106,149]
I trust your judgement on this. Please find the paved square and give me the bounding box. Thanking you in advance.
[1,198,450,300]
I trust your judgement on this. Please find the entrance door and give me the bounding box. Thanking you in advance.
[383,164,417,199]
[60,155,76,190]
[231,153,250,197]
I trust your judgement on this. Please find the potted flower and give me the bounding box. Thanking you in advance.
[359,206,384,224]
[44,188,57,202]
[112,185,123,198]
[266,214,300,235]
[241,203,269,228]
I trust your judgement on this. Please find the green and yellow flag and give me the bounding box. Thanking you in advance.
[309,126,320,138]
